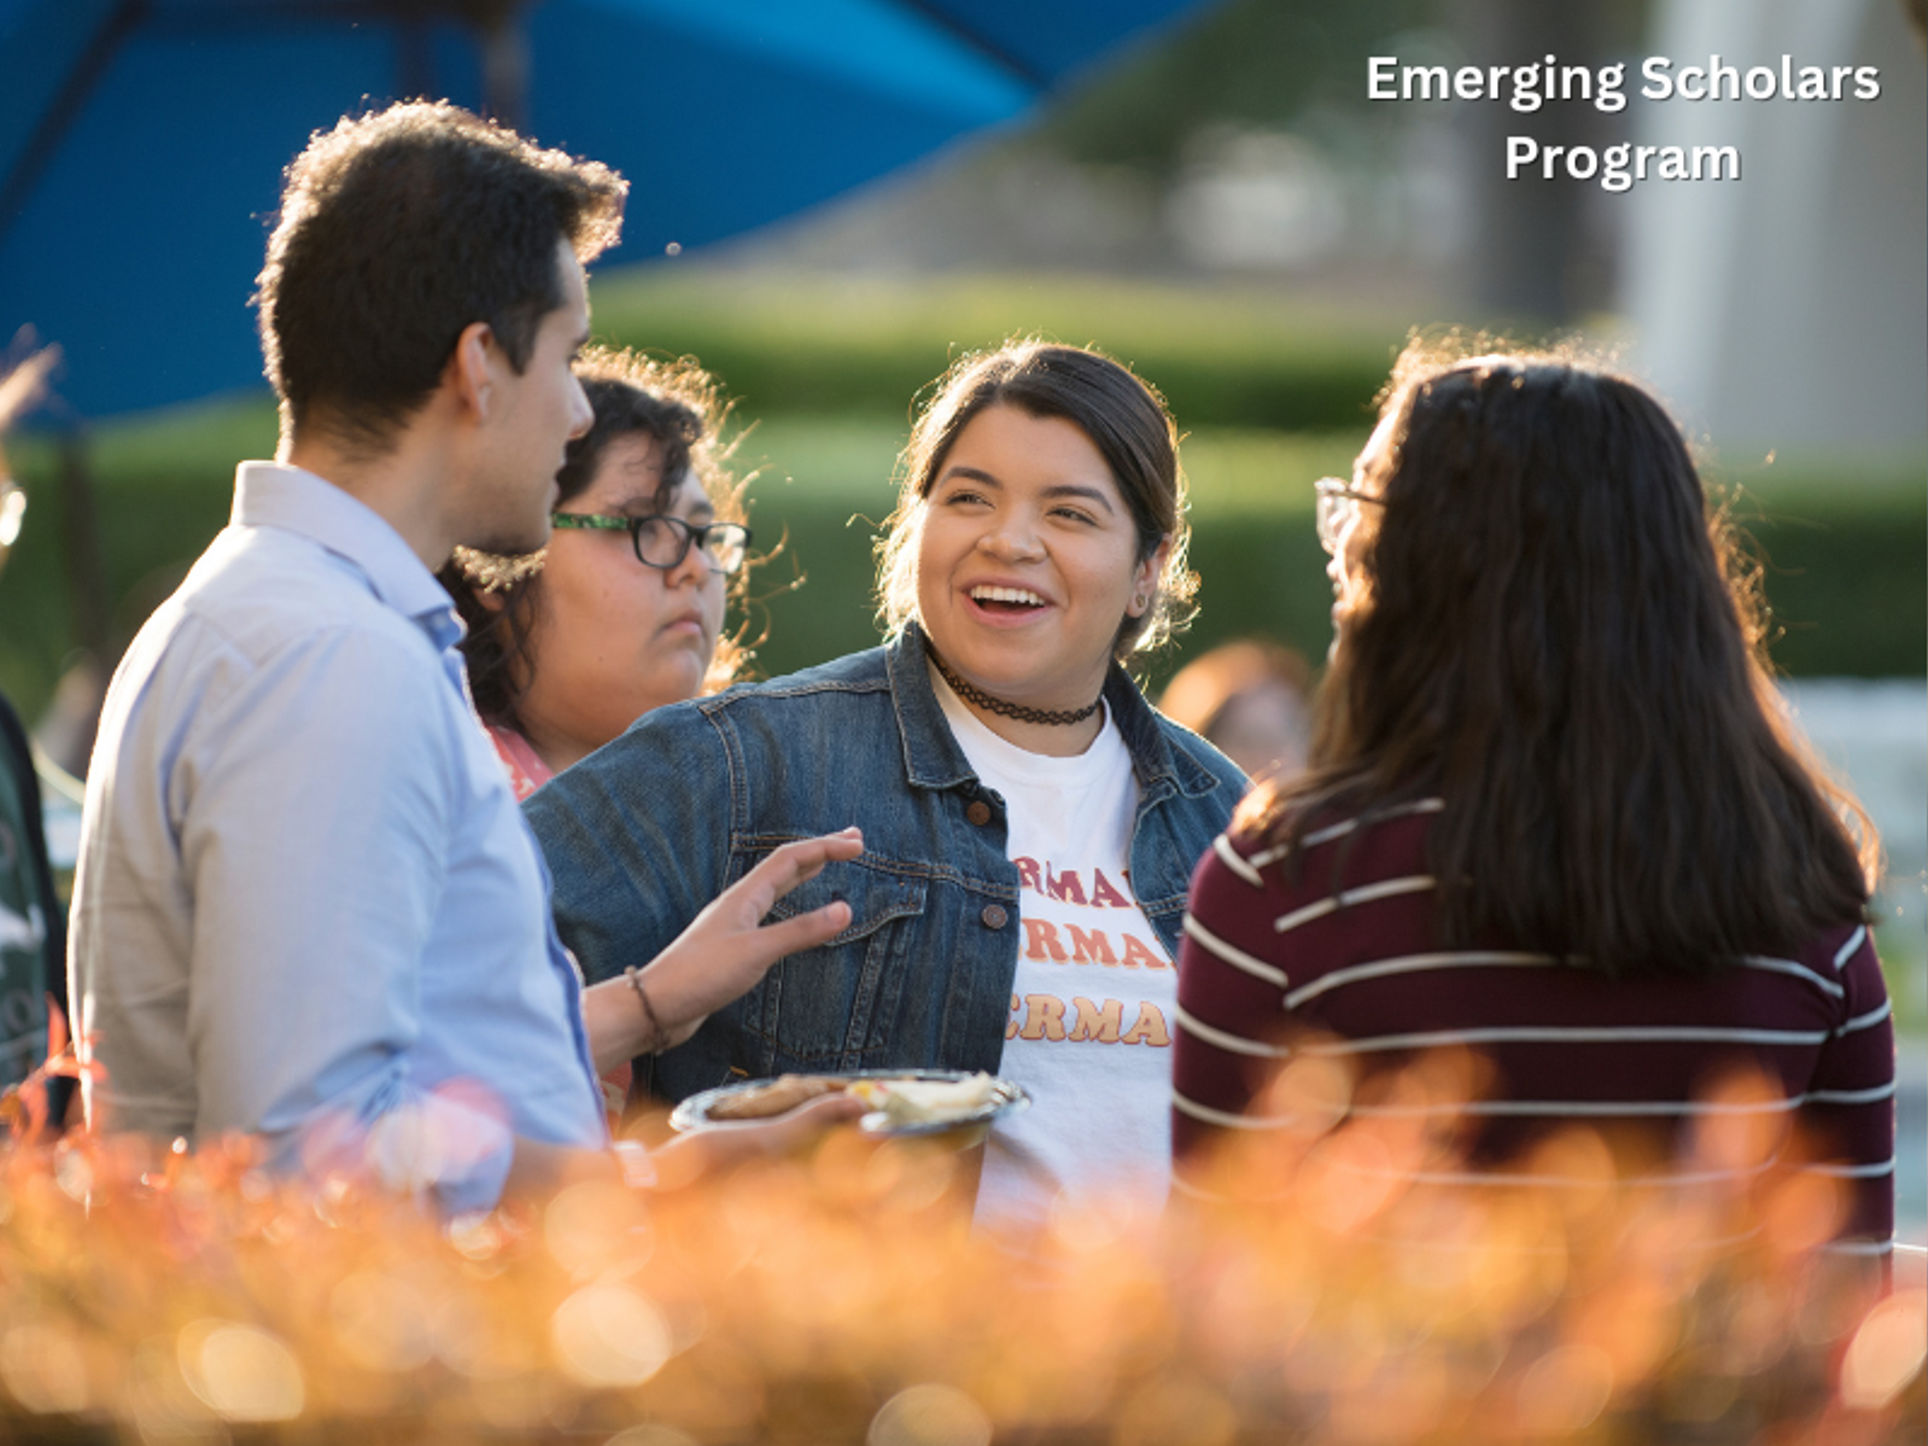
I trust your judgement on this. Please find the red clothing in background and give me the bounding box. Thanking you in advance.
[487,723,553,802]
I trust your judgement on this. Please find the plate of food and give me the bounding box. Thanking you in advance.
[669,1069,1030,1138]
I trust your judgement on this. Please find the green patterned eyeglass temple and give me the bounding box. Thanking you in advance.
[550,512,752,575]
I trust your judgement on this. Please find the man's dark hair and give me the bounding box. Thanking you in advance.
[254,100,626,451]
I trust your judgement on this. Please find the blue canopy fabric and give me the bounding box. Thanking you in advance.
[0,0,1201,416]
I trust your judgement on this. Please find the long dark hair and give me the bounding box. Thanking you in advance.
[437,347,749,732]
[1246,341,1875,976]
[876,339,1197,659]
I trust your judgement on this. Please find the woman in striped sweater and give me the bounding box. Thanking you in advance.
[1172,343,1894,1254]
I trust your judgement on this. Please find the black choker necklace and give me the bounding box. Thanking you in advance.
[929,649,1103,727]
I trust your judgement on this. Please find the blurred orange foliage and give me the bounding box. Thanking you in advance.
[0,1061,1918,1445]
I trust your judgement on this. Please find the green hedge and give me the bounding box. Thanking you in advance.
[589,269,1398,431]
[2,408,1920,727]
[731,424,1926,691]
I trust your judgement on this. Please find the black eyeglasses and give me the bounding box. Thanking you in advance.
[1312,477,1384,555]
[550,512,753,575]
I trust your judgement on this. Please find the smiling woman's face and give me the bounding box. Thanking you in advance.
[514,431,726,772]
[914,404,1161,718]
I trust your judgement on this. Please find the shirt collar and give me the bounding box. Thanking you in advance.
[232,461,462,649]
[886,623,977,790]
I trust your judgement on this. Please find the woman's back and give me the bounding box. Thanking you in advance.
[1172,343,1893,1255]
[1175,799,1894,1246]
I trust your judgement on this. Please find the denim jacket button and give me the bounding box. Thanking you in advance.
[965,800,993,826]
[980,904,1008,930]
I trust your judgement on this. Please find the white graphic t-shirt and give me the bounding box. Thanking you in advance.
[934,675,1175,1231]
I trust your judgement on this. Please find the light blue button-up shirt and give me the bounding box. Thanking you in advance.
[69,463,606,1211]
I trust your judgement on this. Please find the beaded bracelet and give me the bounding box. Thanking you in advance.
[623,965,667,1053]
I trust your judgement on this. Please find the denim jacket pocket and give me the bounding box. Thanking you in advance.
[739,855,928,1071]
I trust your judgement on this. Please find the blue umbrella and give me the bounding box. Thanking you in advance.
[0,0,1204,417]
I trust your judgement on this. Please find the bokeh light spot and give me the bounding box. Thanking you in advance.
[1760,1171,1845,1257]
[1515,1343,1614,1434]
[550,1284,673,1388]
[0,1323,91,1414]
[329,1270,435,1372]
[1839,1289,1927,1412]
[1260,1054,1354,1135]
[176,1320,306,1422]
[545,1178,649,1278]
[867,1383,992,1446]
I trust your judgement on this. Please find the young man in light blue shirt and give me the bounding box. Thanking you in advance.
[68,103,859,1211]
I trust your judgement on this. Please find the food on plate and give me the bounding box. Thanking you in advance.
[676,1070,1022,1134]
[848,1072,1004,1128]
[703,1073,849,1120]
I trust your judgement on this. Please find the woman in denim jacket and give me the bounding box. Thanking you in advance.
[527,341,1246,1218]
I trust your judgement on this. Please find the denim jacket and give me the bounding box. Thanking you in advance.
[526,623,1247,1102]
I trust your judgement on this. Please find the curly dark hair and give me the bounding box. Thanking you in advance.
[1246,338,1876,978]
[254,100,625,451]
[437,348,751,732]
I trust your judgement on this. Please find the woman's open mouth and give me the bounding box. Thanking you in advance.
[969,584,1048,616]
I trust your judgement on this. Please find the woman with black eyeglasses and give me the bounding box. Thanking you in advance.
[439,346,754,798]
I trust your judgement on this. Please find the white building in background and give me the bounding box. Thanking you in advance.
[1622,0,1926,451]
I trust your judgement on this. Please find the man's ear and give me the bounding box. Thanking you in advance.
[449,321,498,422]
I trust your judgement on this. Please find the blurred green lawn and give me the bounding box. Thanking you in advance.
[2,266,1920,713]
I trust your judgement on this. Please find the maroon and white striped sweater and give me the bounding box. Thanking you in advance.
[1173,800,1895,1251]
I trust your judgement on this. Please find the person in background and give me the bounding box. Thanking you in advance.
[0,340,56,571]
[438,347,751,800]
[1173,343,1893,1258]
[528,340,1247,1228]
[68,102,857,1211]
[0,343,66,1106]
[1156,637,1313,782]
